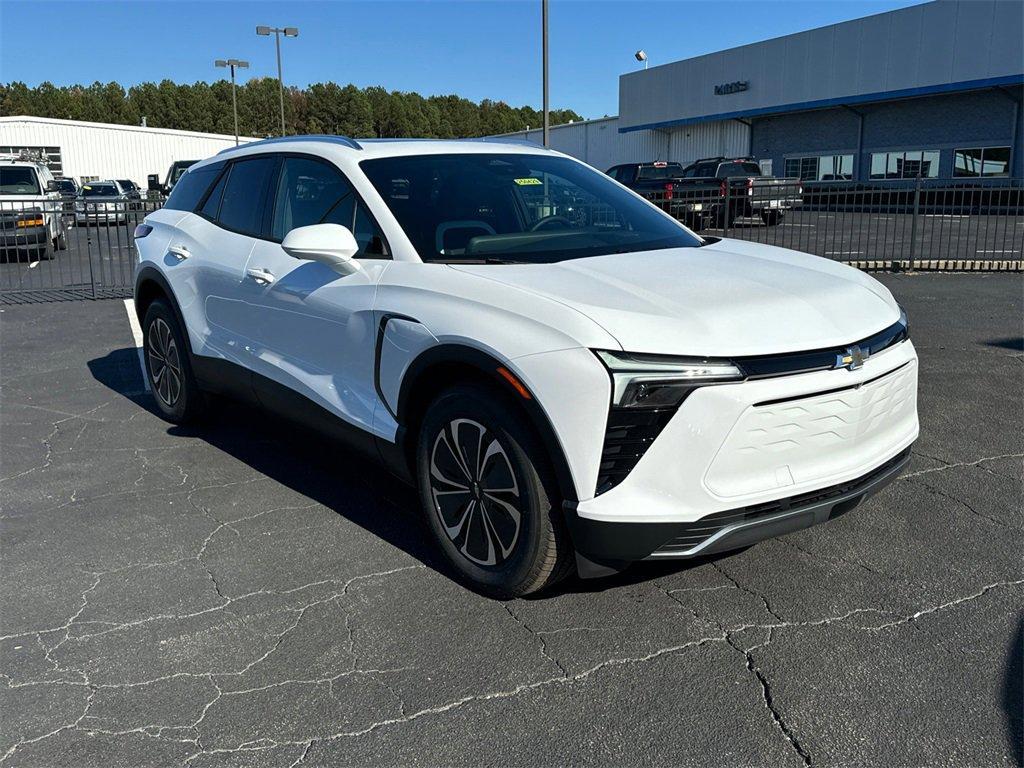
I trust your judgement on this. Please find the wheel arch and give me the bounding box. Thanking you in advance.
[134,266,193,354]
[395,344,579,504]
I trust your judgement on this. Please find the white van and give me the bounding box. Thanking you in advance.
[0,153,66,259]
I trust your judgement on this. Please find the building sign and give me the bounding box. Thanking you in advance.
[714,81,749,96]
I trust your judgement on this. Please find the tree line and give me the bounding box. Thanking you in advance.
[0,79,584,139]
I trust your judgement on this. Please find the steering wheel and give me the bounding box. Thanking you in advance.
[529,215,573,232]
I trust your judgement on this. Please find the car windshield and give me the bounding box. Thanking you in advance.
[58,179,77,194]
[360,153,700,263]
[0,167,41,195]
[636,164,684,180]
[82,183,119,197]
[117,180,135,189]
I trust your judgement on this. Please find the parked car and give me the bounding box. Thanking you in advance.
[134,137,918,597]
[76,180,131,225]
[0,152,66,259]
[680,156,803,226]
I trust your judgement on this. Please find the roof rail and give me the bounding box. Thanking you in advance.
[218,134,362,155]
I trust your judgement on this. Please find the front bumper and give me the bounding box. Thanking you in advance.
[0,225,48,251]
[76,210,126,224]
[565,339,919,571]
[566,445,910,568]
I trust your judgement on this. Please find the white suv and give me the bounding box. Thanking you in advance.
[134,137,918,597]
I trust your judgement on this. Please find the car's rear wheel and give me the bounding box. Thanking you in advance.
[142,299,204,423]
[53,230,68,251]
[761,209,783,226]
[416,383,573,598]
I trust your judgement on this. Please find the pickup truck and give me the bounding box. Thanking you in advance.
[606,162,707,226]
[608,158,802,228]
[680,157,802,227]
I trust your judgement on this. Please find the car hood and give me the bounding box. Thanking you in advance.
[450,238,900,357]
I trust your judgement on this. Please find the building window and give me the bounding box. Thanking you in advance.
[953,147,1010,177]
[869,150,939,179]
[784,154,854,181]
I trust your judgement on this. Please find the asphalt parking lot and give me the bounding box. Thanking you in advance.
[1,273,1021,767]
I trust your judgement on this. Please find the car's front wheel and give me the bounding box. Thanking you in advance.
[142,299,204,423]
[416,384,573,598]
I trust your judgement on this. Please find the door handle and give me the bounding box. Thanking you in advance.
[168,244,190,261]
[245,267,275,285]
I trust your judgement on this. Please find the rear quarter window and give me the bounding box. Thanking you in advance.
[164,166,220,211]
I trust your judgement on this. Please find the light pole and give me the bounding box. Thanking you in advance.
[215,58,249,145]
[256,25,298,136]
[541,0,549,148]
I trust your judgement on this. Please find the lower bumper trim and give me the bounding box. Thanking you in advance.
[564,446,912,573]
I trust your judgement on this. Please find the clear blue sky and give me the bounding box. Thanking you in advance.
[2,0,928,118]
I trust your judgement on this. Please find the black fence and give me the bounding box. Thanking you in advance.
[645,177,1024,268]
[1,199,161,303]
[2,178,1022,304]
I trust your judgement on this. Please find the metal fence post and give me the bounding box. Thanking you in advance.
[903,174,922,271]
[723,180,731,237]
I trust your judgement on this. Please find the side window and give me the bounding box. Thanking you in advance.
[271,156,355,241]
[352,201,389,258]
[217,156,278,236]
[199,170,227,219]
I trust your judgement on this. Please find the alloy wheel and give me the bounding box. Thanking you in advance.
[429,418,523,567]
[147,318,182,408]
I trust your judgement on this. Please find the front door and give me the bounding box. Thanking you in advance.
[236,155,392,433]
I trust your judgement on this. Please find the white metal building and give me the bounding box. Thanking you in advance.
[0,116,257,186]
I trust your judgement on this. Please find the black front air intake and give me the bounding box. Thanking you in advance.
[595,407,677,495]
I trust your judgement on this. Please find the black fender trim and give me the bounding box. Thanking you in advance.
[394,344,579,504]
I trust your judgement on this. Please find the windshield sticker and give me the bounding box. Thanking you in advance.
[513,177,542,186]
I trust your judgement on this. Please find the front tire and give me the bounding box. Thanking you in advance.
[142,299,204,423]
[416,384,572,598]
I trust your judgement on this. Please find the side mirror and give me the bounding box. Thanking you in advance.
[281,223,360,275]
[147,174,164,193]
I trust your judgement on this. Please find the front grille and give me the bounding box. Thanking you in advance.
[596,407,676,495]
[653,446,911,555]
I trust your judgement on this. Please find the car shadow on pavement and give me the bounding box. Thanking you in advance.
[89,347,713,598]
[985,336,1023,352]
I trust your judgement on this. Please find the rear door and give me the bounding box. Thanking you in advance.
[174,155,278,362]
[238,154,390,432]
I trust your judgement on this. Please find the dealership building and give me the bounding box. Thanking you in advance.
[503,0,1023,180]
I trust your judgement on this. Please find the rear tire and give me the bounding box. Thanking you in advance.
[142,299,204,424]
[416,383,573,598]
[761,209,783,226]
[54,231,68,251]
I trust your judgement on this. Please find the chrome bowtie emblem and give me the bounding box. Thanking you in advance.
[835,344,866,371]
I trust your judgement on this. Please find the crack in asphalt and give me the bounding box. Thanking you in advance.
[900,452,1023,480]
[906,476,1022,532]
[501,603,570,678]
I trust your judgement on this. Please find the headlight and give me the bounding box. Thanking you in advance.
[898,304,909,339]
[595,350,743,409]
